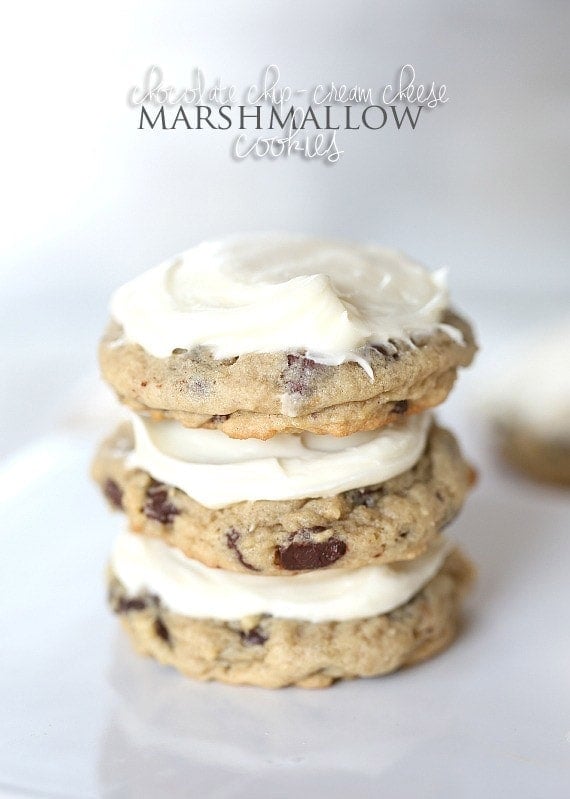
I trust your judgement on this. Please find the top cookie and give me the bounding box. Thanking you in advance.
[100,234,477,439]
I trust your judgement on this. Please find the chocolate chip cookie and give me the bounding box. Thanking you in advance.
[99,310,476,440]
[92,420,474,574]
[107,549,474,688]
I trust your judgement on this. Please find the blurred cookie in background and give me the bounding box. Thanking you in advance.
[485,320,570,487]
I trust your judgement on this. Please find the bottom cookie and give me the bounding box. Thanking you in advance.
[108,549,474,689]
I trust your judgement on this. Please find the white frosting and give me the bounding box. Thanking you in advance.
[111,530,451,622]
[126,411,431,508]
[486,321,570,440]
[111,233,456,371]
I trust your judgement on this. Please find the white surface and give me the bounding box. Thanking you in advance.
[1,410,569,798]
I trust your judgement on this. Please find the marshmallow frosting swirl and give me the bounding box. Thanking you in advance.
[112,530,452,622]
[126,411,431,508]
[111,233,454,368]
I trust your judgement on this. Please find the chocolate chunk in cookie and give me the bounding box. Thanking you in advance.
[103,478,123,509]
[154,617,172,646]
[226,529,259,571]
[276,533,347,570]
[143,484,180,524]
[240,626,268,646]
[282,354,323,396]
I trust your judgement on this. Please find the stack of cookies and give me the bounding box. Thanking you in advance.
[93,234,477,688]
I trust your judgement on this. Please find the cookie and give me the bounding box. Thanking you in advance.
[92,420,474,574]
[108,549,474,689]
[100,310,476,440]
[484,321,569,487]
[499,425,570,487]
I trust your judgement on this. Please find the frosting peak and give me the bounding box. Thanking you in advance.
[111,233,451,364]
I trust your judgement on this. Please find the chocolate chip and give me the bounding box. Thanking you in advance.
[282,353,321,396]
[116,596,146,613]
[143,484,179,524]
[211,414,230,423]
[226,529,259,571]
[103,478,123,509]
[240,626,268,646]
[391,400,409,414]
[345,487,377,507]
[276,536,347,570]
[111,593,159,615]
[140,381,148,387]
[154,617,171,646]
[287,353,310,367]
